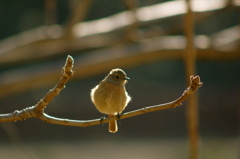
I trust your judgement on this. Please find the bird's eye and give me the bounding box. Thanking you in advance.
[115,75,119,78]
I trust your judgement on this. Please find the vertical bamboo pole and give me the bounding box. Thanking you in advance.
[64,0,93,38]
[122,0,139,41]
[44,0,58,25]
[184,0,199,159]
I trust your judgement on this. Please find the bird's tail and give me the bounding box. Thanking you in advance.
[108,114,118,133]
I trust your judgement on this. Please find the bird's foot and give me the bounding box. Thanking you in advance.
[116,113,122,124]
[100,116,107,126]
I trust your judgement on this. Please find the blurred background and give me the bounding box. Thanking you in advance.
[0,0,239,159]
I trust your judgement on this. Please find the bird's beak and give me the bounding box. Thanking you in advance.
[124,77,130,80]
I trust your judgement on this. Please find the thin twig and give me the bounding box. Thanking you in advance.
[0,56,203,128]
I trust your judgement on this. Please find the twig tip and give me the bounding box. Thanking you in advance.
[67,55,74,63]
[188,75,203,92]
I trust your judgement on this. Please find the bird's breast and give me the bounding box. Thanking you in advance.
[91,81,128,114]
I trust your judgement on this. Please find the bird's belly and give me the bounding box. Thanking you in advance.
[93,84,127,115]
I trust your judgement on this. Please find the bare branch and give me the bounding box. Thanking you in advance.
[0,55,74,122]
[35,75,203,127]
[34,55,74,112]
[0,55,203,128]
[32,75,203,127]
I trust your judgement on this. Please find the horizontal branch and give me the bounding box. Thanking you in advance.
[0,55,203,127]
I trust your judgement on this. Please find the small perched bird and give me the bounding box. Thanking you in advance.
[90,68,131,133]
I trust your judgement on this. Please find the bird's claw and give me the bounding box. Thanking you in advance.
[117,113,122,124]
[100,116,106,126]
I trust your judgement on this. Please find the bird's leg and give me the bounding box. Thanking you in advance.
[100,115,107,126]
[116,113,122,124]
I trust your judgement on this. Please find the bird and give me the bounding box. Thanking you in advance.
[90,68,131,133]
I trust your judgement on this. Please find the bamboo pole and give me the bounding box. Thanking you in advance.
[64,0,93,38]
[184,0,199,159]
